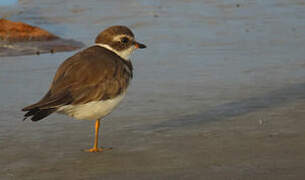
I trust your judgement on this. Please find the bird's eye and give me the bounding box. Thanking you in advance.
[121,37,129,44]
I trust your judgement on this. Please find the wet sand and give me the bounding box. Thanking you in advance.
[1,0,305,179]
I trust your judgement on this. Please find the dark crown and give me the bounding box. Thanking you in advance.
[95,25,134,44]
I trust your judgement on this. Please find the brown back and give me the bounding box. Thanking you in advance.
[23,45,133,110]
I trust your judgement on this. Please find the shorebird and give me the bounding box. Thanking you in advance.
[22,25,146,152]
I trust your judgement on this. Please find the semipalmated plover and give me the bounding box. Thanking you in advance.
[22,25,146,152]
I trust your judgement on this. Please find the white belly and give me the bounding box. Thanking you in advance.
[57,93,125,120]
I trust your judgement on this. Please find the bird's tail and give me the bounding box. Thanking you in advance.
[22,107,55,121]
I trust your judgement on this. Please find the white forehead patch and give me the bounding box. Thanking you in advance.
[113,34,133,41]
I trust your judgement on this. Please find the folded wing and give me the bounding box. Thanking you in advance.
[22,46,133,121]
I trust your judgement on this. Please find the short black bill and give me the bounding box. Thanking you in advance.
[134,41,146,49]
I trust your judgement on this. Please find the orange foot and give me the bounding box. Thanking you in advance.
[84,147,112,152]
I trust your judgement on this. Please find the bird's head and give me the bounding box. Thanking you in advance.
[95,25,146,60]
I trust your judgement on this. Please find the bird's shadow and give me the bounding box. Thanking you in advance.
[137,82,305,132]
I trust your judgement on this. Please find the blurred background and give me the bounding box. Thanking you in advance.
[0,0,305,179]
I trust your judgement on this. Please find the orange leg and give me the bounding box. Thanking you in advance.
[84,119,111,152]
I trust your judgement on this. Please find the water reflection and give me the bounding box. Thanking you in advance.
[0,0,18,6]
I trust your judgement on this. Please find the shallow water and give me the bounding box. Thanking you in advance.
[1,0,305,179]
[0,0,18,6]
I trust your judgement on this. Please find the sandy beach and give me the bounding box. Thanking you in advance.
[1,0,305,179]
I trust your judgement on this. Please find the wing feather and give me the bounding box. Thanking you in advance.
[22,46,133,112]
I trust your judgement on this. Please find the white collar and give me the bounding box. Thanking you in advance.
[96,43,135,61]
